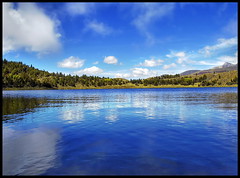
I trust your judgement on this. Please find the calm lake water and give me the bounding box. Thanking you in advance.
[2,87,238,175]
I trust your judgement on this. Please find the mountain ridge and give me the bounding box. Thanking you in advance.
[180,62,237,76]
[213,62,236,69]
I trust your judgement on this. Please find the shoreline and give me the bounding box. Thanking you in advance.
[2,85,238,91]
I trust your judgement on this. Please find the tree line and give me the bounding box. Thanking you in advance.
[2,59,238,89]
[2,59,129,88]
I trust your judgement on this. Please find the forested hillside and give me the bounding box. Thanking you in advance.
[2,59,238,89]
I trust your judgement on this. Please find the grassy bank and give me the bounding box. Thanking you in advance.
[3,84,238,90]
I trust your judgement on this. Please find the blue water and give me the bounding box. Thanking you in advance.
[2,87,238,175]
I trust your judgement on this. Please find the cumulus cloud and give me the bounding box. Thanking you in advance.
[199,37,237,56]
[73,66,103,76]
[139,58,164,67]
[163,63,176,69]
[104,56,118,64]
[115,73,132,78]
[166,51,189,64]
[131,68,158,78]
[115,67,158,79]
[132,68,151,77]
[85,20,112,36]
[3,3,61,54]
[58,56,85,68]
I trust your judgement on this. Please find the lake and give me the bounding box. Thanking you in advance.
[2,87,238,175]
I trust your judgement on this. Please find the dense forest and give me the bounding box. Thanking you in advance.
[2,59,238,89]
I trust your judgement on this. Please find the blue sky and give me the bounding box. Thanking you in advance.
[3,2,238,79]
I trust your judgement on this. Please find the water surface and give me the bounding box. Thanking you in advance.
[2,87,238,175]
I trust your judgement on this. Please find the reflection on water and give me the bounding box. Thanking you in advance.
[3,89,237,123]
[2,88,238,175]
[105,109,118,123]
[178,92,238,107]
[61,109,84,123]
[211,93,238,109]
[3,97,48,121]
[3,126,60,175]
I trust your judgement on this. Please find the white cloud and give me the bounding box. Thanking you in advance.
[131,68,157,78]
[166,37,238,69]
[139,58,164,67]
[218,51,238,64]
[3,3,61,54]
[181,54,238,68]
[115,73,132,78]
[73,66,103,76]
[132,3,175,44]
[197,61,224,66]
[166,51,186,58]
[166,51,189,64]
[164,37,237,70]
[174,51,185,58]
[163,63,176,69]
[104,56,118,64]
[114,67,158,79]
[176,58,187,64]
[93,61,99,65]
[199,37,237,56]
[132,3,175,29]
[58,56,85,68]
[223,18,237,36]
[85,20,112,36]
[132,68,150,77]
[98,69,129,78]
[66,4,113,36]
[65,3,94,16]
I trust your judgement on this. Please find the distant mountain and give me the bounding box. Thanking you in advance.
[213,62,236,69]
[197,63,238,75]
[181,62,237,76]
[180,70,201,76]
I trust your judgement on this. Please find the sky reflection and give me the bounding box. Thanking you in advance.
[2,88,238,175]
[3,126,60,175]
